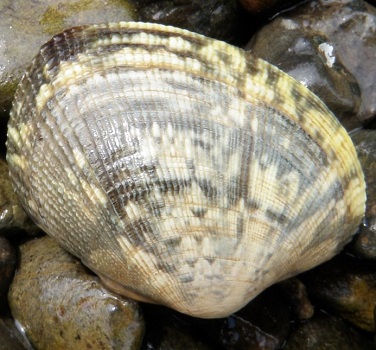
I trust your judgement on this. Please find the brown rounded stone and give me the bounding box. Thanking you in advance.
[8,236,144,350]
[302,254,376,332]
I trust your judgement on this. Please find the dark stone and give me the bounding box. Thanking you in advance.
[0,315,33,350]
[279,278,314,320]
[195,285,292,349]
[141,285,292,349]
[130,0,238,42]
[351,129,376,218]
[0,237,16,300]
[247,0,376,130]
[301,253,376,332]
[285,311,374,350]
[8,236,144,350]
[353,221,376,260]
[141,305,212,350]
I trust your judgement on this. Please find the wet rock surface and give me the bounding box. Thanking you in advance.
[129,0,238,42]
[0,315,33,350]
[284,311,374,350]
[247,0,376,130]
[279,278,314,320]
[351,129,376,260]
[0,0,138,113]
[354,219,376,260]
[352,129,376,218]
[302,254,376,332]
[8,236,144,350]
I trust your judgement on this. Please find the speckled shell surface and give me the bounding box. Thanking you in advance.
[7,22,366,318]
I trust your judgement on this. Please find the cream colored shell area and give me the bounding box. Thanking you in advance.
[7,22,366,318]
[35,21,365,219]
[77,21,364,221]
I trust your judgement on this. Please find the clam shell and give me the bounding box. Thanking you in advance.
[6,22,366,318]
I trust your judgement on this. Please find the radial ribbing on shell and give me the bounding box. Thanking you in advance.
[7,22,366,318]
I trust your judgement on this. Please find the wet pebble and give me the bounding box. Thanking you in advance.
[8,236,144,350]
[0,316,33,350]
[354,219,376,260]
[246,0,376,130]
[279,278,314,320]
[302,254,376,332]
[130,0,238,41]
[284,311,374,350]
[352,129,376,218]
[351,129,376,259]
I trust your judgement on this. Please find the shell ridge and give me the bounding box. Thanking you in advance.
[6,21,366,318]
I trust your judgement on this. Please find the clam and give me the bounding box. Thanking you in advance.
[6,22,366,318]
